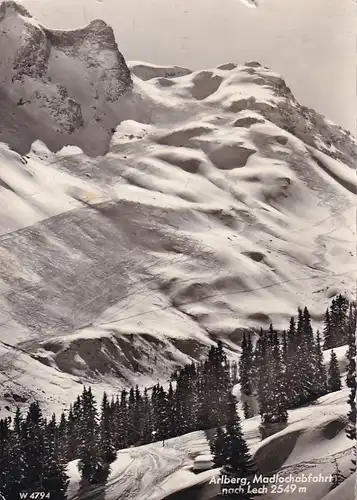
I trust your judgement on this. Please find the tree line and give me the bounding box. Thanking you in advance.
[0,295,355,499]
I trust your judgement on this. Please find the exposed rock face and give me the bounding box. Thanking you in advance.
[0,1,132,155]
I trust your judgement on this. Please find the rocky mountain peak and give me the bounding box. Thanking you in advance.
[0,0,31,18]
[0,0,132,156]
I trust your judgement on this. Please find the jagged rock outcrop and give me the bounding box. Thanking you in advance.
[0,1,132,155]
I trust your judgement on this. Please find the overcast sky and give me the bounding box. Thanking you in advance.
[21,0,356,132]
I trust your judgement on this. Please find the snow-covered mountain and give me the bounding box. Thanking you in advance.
[18,0,356,134]
[0,2,356,417]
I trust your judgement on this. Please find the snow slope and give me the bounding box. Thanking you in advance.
[65,388,355,500]
[321,473,356,500]
[17,0,356,133]
[0,3,356,414]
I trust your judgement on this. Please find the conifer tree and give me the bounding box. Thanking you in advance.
[137,385,152,443]
[127,387,137,446]
[347,302,357,340]
[155,385,170,443]
[272,329,289,421]
[66,405,77,461]
[0,417,14,497]
[328,351,342,393]
[260,327,288,424]
[299,307,316,403]
[303,307,315,350]
[151,384,170,441]
[189,363,206,432]
[185,363,199,430]
[330,295,349,347]
[296,307,304,339]
[291,307,316,405]
[151,385,160,436]
[252,329,265,391]
[116,389,129,449]
[281,329,289,403]
[67,394,84,461]
[166,382,177,438]
[292,308,304,393]
[346,323,356,445]
[239,333,254,398]
[77,387,106,486]
[255,329,269,419]
[252,329,265,385]
[174,369,193,433]
[134,385,144,441]
[42,414,69,499]
[314,330,327,398]
[99,392,117,464]
[196,362,211,430]
[109,396,117,441]
[208,341,231,426]
[22,401,46,491]
[285,316,300,408]
[323,295,350,349]
[141,388,154,443]
[220,393,257,499]
[323,309,333,350]
[8,407,27,496]
[210,426,226,468]
[281,330,288,367]
[246,333,254,393]
[57,411,68,462]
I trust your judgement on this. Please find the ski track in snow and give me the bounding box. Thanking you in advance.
[63,388,354,500]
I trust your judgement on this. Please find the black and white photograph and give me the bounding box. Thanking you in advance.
[0,0,356,499]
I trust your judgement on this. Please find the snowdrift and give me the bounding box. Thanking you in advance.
[65,389,354,500]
